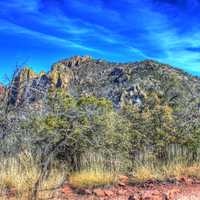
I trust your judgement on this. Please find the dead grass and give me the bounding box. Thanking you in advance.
[69,168,117,188]
[2,151,200,199]
[132,161,200,183]
[183,163,200,179]
[0,152,65,198]
[0,153,39,194]
[132,164,162,182]
[162,162,187,178]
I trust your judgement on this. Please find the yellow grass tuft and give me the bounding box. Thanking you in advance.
[162,161,200,179]
[132,164,162,182]
[162,162,187,178]
[69,169,117,188]
[132,161,200,183]
[184,164,200,179]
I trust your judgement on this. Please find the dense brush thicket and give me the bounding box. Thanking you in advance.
[1,86,200,173]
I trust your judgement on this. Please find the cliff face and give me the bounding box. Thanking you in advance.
[8,67,39,105]
[7,56,200,115]
[0,85,5,99]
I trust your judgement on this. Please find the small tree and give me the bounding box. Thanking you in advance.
[25,89,130,171]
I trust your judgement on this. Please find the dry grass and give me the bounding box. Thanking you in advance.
[132,164,162,182]
[132,161,200,183]
[162,162,187,178]
[0,152,65,198]
[2,151,200,199]
[0,153,39,194]
[182,163,200,179]
[163,162,200,179]
[69,168,117,188]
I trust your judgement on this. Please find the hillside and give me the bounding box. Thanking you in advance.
[1,56,200,200]
[6,56,200,142]
[5,56,200,153]
[8,55,200,110]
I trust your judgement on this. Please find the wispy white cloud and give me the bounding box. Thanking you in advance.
[0,0,40,13]
[0,19,104,54]
[1,0,200,75]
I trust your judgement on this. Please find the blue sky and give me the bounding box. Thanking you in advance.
[1,0,200,80]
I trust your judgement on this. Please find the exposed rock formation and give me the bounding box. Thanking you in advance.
[0,85,5,99]
[6,56,200,118]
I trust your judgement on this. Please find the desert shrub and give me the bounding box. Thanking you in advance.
[121,92,179,162]
[22,90,131,172]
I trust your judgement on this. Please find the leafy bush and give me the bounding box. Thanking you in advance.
[22,90,130,171]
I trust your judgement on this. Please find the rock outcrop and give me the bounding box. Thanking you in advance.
[6,56,200,118]
[0,85,5,99]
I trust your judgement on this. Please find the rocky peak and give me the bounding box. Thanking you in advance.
[48,56,93,89]
[51,55,92,71]
[59,55,92,68]
[8,67,39,105]
[0,85,4,97]
[39,70,46,77]
[17,67,38,83]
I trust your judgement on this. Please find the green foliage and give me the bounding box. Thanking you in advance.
[78,96,112,109]
[121,92,176,160]
[25,90,130,171]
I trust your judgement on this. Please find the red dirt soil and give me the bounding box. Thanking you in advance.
[57,177,200,200]
[176,185,200,200]
[3,176,200,199]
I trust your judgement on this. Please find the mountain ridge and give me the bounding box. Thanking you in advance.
[8,55,200,81]
[4,56,200,118]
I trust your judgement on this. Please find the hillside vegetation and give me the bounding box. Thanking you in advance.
[0,56,200,199]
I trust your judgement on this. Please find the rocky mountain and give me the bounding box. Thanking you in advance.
[7,56,200,116]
